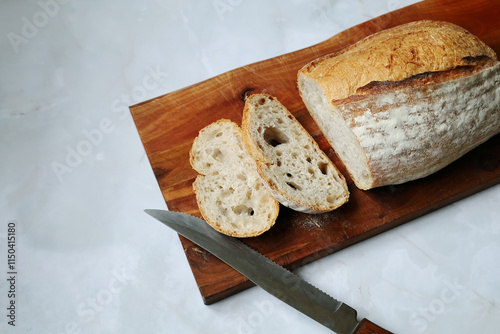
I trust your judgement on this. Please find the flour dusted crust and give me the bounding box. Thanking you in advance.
[190,119,279,237]
[298,20,500,189]
[338,61,500,188]
[241,94,349,213]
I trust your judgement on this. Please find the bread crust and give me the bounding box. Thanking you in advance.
[297,20,500,190]
[337,61,500,189]
[299,20,497,101]
[334,56,496,107]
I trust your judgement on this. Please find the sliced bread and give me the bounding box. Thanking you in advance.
[241,94,349,214]
[189,119,279,237]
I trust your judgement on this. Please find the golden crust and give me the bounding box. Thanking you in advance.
[299,20,497,102]
[333,56,497,109]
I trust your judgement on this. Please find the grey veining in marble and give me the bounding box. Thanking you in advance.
[1,1,499,333]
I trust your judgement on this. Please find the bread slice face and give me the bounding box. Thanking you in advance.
[298,20,500,189]
[190,119,279,237]
[241,94,349,214]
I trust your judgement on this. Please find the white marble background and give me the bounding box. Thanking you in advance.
[1,0,499,333]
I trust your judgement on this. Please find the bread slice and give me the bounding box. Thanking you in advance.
[241,94,349,214]
[189,119,279,237]
[298,20,500,189]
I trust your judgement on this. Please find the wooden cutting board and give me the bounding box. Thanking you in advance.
[130,0,500,305]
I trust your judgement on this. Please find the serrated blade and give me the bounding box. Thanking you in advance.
[145,209,391,334]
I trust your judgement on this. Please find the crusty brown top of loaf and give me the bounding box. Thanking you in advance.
[299,20,497,101]
[333,56,498,108]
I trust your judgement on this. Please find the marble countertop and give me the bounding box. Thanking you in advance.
[1,0,499,333]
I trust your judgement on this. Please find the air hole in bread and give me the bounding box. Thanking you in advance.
[221,188,235,197]
[264,126,289,147]
[258,97,267,105]
[232,204,255,216]
[318,162,328,175]
[306,157,312,163]
[286,182,301,191]
[267,139,282,147]
[215,132,223,137]
[212,148,222,161]
[286,173,292,178]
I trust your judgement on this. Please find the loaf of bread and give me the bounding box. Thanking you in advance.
[241,94,349,213]
[189,119,279,237]
[298,20,500,189]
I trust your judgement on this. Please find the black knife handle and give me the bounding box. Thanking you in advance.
[353,319,393,334]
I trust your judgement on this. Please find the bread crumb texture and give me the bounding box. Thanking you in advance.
[242,94,349,213]
[190,119,279,237]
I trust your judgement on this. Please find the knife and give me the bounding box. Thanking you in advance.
[145,209,393,334]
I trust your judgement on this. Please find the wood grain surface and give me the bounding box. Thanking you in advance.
[130,0,500,304]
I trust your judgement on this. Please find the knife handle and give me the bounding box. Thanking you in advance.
[353,319,393,334]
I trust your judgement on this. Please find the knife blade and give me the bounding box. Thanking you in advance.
[145,209,392,334]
